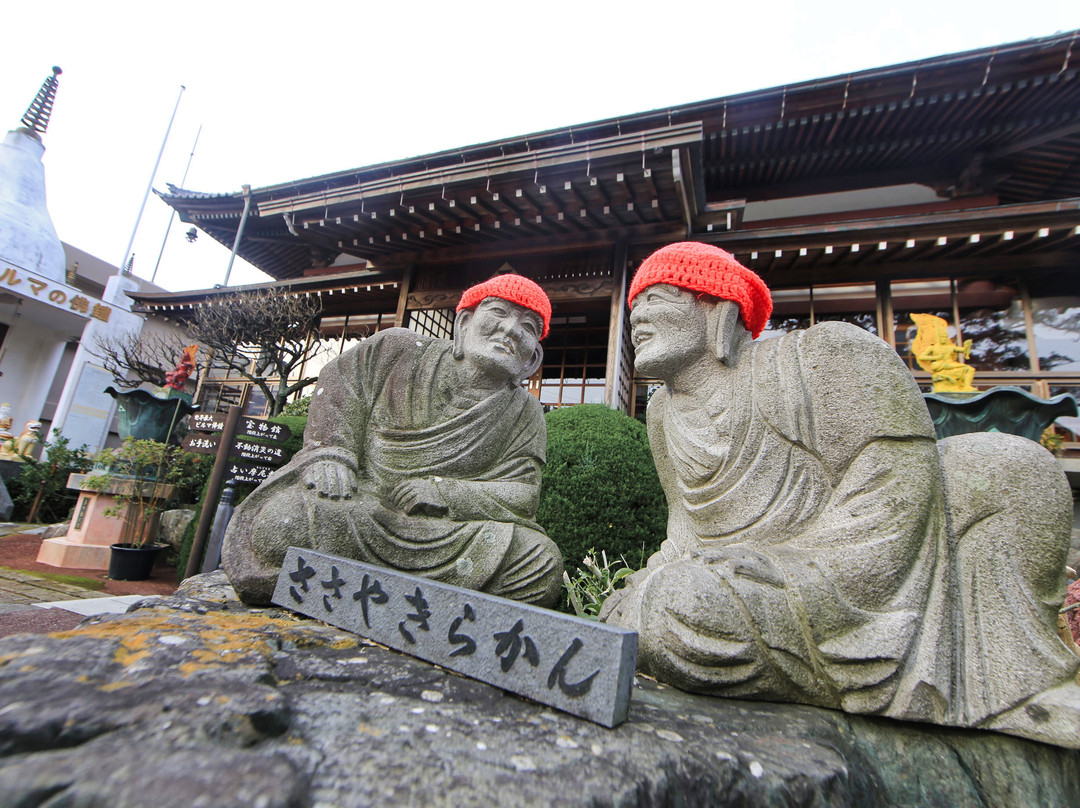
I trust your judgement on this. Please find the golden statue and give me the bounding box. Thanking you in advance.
[910,313,976,393]
[0,420,42,462]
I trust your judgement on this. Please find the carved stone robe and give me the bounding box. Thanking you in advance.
[223,328,561,607]
[603,321,1078,736]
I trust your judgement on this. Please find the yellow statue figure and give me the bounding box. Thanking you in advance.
[910,313,976,392]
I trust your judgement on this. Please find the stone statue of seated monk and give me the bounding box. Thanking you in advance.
[223,275,564,608]
[601,242,1080,748]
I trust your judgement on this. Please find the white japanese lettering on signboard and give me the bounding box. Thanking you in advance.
[192,413,227,433]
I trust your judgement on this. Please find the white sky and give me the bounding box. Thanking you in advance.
[2,1,1078,292]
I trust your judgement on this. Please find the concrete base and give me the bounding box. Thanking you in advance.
[36,487,124,570]
[35,536,111,570]
[35,474,171,570]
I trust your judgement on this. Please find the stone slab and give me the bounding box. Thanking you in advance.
[34,595,149,616]
[0,572,1077,808]
[272,547,637,727]
[0,569,105,604]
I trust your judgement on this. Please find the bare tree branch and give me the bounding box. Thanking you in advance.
[186,289,327,415]
[89,330,201,390]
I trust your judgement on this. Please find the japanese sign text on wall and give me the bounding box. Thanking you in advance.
[0,263,111,321]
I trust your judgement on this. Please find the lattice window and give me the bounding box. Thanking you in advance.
[537,311,609,409]
[410,308,455,340]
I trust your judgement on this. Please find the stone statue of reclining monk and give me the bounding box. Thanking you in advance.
[223,274,564,608]
[601,241,1080,748]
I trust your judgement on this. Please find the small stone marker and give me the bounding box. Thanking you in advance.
[273,547,638,727]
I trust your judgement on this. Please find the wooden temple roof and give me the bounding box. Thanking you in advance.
[153,32,1080,288]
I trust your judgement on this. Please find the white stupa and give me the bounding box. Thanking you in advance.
[0,67,65,284]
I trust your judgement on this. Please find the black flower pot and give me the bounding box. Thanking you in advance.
[108,543,165,581]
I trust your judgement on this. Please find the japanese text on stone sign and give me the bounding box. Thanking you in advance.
[273,547,636,727]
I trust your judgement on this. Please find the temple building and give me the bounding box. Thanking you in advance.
[0,68,175,453]
[142,32,1080,418]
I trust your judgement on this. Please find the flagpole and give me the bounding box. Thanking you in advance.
[119,84,185,275]
[150,123,201,284]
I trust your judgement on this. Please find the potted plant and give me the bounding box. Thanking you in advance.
[82,438,202,580]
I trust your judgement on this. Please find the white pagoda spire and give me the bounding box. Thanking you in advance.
[0,67,66,283]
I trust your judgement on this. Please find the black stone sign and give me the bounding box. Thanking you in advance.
[192,413,292,442]
[182,433,219,454]
[273,547,638,727]
[183,435,286,466]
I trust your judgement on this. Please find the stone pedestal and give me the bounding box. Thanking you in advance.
[36,473,173,570]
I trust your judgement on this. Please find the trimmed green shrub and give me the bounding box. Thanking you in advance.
[537,404,666,572]
[281,396,311,417]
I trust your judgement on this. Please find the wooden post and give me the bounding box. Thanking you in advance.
[394,265,414,328]
[604,241,629,411]
[183,403,243,579]
[27,481,47,523]
[1020,279,1041,373]
[876,278,895,348]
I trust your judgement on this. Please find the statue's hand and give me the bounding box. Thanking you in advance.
[387,478,449,517]
[302,460,357,500]
[698,550,786,588]
[729,552,785,588]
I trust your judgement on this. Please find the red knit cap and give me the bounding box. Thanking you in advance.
[457,274,552,340]
[628,242,773,339]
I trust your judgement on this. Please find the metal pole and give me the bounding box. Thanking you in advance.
[200,482,236,574]
[120,85,185,274]
[223,184,252,287]
[151,123,202,284]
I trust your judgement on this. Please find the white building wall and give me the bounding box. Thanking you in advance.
[49,273,147,452]
[0,315,68,429]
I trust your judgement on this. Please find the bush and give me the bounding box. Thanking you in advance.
[537,404,666,575]
[81,438,201,547]
[8,430,93,523]
[563,549,636,619]
[281,396,311,417]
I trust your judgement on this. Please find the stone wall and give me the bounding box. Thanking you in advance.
[0,573,1076,807]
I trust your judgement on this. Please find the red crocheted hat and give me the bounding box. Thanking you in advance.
[628,242,773,339]
[457,274,552,340]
